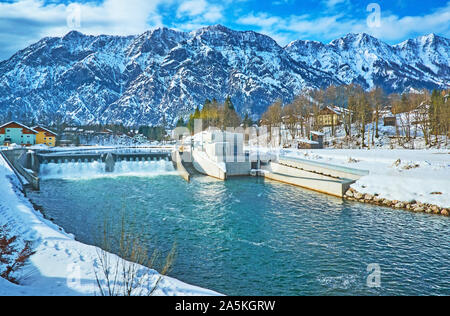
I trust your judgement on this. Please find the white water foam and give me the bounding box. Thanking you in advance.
[39,160,177,180]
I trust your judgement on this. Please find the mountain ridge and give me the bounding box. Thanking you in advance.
[0,25,448,126]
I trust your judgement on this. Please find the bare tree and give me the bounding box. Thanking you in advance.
[262,100,283,146]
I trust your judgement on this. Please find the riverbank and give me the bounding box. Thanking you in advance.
[288,149,449,215]
[0,154,218,296]
[248,148,450,215]
[345,187,449,216]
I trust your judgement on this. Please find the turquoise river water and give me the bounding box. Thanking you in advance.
[28,160,450,296]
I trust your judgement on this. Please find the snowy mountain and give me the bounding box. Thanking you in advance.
[285,32,449,93]
[0,25,448,126]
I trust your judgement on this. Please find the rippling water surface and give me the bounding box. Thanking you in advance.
[28,161,450,295]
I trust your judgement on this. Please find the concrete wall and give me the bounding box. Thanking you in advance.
[192,149,226,180]
[263,162,354,197]
[225,161,251,177]
[196,131,245,164]
[1,149,40,190]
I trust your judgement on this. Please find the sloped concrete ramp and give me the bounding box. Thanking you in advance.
[262,157,368,197]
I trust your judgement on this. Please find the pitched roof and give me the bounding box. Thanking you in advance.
[32,125,58,136]
[319,106,351,116]
[0,121,38,134]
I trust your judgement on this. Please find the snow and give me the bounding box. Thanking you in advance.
[297,138,319,145]
[0,154,219,296]
[280,148,450,208]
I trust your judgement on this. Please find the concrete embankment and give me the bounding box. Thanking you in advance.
[259,156,371,197]
[1,149,40,190]
[262,161,355,197]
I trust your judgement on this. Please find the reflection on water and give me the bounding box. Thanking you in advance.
[28,163,450,296]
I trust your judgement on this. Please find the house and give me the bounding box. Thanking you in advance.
[0,121,37,146]
[297,131,324,149]
[297,139,321,149]
[33,126,58,147]
[63,127,78,134]
[317,106,343,127]
[384,117,397,127]
[310,131,324,146]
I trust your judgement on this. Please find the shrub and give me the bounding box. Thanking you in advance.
[0,225,35,284]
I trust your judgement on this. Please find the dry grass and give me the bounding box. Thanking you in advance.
[93,213,176,296]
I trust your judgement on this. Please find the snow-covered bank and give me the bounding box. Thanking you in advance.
[0,154,218,296]
[282,149,450,209]
[248,147,449,209]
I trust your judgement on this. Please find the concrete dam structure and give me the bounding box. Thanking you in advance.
[0,147,175,190]
[178,130,369,197]
[1,138,368,198]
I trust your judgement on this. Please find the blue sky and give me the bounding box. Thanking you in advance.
[0,0,449,60]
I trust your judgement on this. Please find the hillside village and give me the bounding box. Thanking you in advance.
[254,87,450,150]
[1,88,449,150]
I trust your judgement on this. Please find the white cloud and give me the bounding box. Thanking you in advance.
[323,0,349,8]
[173,0,223,31]
[0,0,169,60]
[238,13,281,28]
[0,0,449,60]
[366,4,450,42]
[203,5,223,22]
[177,0,208,17]
[237,3,450,45]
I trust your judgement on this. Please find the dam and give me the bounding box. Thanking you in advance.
[176,130,369,197]
[1,130,368,198]
[0,147,173,189]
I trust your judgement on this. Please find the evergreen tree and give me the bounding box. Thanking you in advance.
[242,113,253,128]
[187,105,201,134]
[224,96,234,110]
[194,105,201,118]
[222,97,241,129]
[176,117,185,127]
